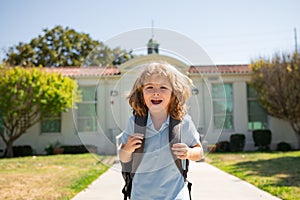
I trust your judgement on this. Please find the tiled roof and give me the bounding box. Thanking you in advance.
[188,64,250,74]
[43,64,250,77]
[44,66,121,77]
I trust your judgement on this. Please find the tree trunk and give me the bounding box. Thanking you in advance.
[4,141,14,158]
[296,133,300,150]
[290,122,300,150]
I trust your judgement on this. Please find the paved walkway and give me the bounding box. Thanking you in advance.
[72,160,281,200]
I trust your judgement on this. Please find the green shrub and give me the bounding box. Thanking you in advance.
[216,141,230,152]
[61,145,89,154]
[277,142,292,151]
[252,129,271,151]
[230,134,245,152]
[13,145,33,157]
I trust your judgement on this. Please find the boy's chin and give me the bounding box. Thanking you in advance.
[148,107,168,114]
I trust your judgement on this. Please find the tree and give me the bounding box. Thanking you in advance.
[83,46,133,66]
[3,25,132,67]
[0,67,80,157]
[250,52,300,149]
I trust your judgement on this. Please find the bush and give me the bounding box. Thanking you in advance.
[13,145,33,157]
[216,141,230,152]
[61,145,97,154]
[207,145,216,153]
[44,144,97,155]
[252,129,272,151]
[230,134,245,152]
[44,144,54,155]
[61,145,87,154]
[277,142,292,151]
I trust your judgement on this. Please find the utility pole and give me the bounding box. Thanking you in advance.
[294,27,298,53]
[151,20,154,38]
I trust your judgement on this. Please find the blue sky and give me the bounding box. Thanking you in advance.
[1,0,300,64]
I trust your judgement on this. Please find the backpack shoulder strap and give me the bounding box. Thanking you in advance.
[121,114,147,174]
[169,117,189,180]
[131,114,147,174]
[121,114,147,200]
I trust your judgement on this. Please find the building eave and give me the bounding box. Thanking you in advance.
[188,64,251,75]
[42,64,251,77]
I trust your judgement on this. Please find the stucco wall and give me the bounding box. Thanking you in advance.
[0,66,297,155]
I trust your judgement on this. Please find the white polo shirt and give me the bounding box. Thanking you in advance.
[121,114,199,200]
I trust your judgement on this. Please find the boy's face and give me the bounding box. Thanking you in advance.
[142,74,172,115]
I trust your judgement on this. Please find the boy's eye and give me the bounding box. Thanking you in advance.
[145,86,153,89]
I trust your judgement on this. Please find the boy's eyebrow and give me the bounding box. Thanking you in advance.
[143,82,172,88]
[143,82,154,86]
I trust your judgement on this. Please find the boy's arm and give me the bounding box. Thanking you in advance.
[172,143,204,161]
[188,143,204,161]
[119,133,144,163]
[119,144,133,163]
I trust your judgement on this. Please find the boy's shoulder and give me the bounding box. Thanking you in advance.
[181,114,192,123]
[129,115,135,121]
[181,114,197,132]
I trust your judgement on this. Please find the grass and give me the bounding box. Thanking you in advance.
[2,152,299,200]
[206,151,300,200]
[0,154,114,200]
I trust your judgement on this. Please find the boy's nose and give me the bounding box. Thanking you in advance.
[152,89,160,96]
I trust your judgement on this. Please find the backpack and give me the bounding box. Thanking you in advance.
[120,114,192,200]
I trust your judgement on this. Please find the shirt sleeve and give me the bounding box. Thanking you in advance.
[181,114,200,147]
[121,115,135,144]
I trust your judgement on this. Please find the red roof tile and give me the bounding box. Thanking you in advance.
[188,65,251,74]
[44,66,121,77]
[43,64,250,77]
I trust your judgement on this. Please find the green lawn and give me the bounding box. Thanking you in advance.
[0,154,114,200]
[207,151,300,200]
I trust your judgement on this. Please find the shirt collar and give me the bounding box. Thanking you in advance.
[146,112,170,127]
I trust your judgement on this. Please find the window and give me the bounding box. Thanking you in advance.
[41,112,61,133]
[77,86,97,132]
[247,85,268,130]
[212,83,233,129]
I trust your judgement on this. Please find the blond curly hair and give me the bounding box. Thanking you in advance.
[127,62,193,120]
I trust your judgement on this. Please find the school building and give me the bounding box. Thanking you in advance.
[0,39,297,156]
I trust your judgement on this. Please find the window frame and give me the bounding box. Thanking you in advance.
[40,112,62,134]
[246,84,268,130]
[76,85,98,133]
[211,83,234,130]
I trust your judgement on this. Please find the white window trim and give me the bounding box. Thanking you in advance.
[211,82,234,131]
[40,113,62,135]
[76,85,98,134]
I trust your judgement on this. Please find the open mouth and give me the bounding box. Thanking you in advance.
[151,99,163,105]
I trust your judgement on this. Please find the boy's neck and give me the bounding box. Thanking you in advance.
[150,111,168,131]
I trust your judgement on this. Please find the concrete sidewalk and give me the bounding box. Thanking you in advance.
[72,161,281,200]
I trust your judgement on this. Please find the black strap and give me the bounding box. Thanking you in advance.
[131,115,147,176]
[121,115,146,199]
[169,118,191,199]
[169,118,186,179]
